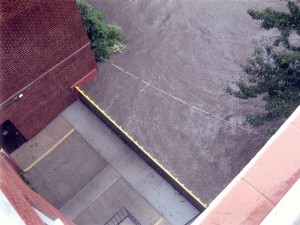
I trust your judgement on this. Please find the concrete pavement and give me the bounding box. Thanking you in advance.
[12,101,199,225]
[61,101,199,224]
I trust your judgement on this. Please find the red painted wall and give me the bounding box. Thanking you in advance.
[0,0,97,139]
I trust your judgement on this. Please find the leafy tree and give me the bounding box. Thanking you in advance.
[227,1,300,127]
[77,0,126,61]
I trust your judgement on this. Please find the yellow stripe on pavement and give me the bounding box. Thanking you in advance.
[24,128,75,172]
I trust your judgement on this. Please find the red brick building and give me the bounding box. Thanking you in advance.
[0,0,97,152]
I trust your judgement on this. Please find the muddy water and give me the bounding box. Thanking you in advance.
[83,0,285,204]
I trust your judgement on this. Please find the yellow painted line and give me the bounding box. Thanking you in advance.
[76,86,207,208]
[154,217,165,225]
[24,128,75,172]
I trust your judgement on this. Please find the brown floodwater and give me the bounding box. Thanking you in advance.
[83,0,286,204]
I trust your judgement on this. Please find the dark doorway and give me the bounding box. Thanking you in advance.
[0,120,27,154]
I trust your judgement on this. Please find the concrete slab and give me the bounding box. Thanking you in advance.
[74,178,161,225]
[60,165,120,220]
[113,152,147,187]
[114,153,199,224]
[12,100,198,224]
[11,116,73,170]
[154,217,171,225]
[11,128,56,170]
[44,116,73,143]
[26,132,108,208]
[120,217,136,225]
[61,101,131,165]
[62,101,199,223]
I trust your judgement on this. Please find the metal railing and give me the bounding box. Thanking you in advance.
[104,207,141,225]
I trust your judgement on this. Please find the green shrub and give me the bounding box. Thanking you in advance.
[227,2,300,129]
[76,0,126,61]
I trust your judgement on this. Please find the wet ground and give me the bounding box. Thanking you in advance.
[83,0,286,204]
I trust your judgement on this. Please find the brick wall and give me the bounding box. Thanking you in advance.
[0,151,75,225]
[0,0,97,139]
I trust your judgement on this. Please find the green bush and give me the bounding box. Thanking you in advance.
[77,0,126,61]
[227,1,300,129]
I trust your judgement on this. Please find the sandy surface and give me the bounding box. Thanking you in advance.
[83,0,286,204]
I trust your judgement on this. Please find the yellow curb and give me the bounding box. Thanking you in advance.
[24,128,75,172]
[76,86,207,208]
